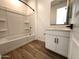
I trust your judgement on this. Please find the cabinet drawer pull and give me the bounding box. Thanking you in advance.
[54,38,56,43]
[57,38,59,44]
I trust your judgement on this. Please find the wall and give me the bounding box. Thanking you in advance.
[37,0,52,41]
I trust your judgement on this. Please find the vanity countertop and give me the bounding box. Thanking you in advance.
[46,26,71,31]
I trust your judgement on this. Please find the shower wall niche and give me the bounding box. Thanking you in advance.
[0,9,8,38]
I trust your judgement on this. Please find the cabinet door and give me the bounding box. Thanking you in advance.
[56,37,69,57]
[45,34,56,52]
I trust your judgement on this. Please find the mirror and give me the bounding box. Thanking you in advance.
[50,0,72,25]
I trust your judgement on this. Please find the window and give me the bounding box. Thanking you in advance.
[56,6,67,24]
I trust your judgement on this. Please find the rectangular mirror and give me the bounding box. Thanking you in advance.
[50,0,72,25]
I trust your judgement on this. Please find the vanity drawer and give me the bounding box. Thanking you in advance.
[45,30,70,37]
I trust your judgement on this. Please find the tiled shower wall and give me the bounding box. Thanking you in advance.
[0,8,30,39]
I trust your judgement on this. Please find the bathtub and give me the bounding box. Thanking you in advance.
[0,34,35,55]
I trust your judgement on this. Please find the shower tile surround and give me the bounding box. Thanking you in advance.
[0,8,32,39]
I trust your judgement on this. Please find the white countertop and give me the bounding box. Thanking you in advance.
[46,26,71,31]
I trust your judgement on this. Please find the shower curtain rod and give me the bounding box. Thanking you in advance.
[19,0,35,11]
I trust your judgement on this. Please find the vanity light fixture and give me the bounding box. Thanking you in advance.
[19,0,35,11]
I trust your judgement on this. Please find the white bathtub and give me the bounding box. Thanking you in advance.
[0,34,35,55]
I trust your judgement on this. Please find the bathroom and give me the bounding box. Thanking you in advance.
[0,0,79,59]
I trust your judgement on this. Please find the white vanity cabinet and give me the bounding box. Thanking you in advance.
[45,30,70,57]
